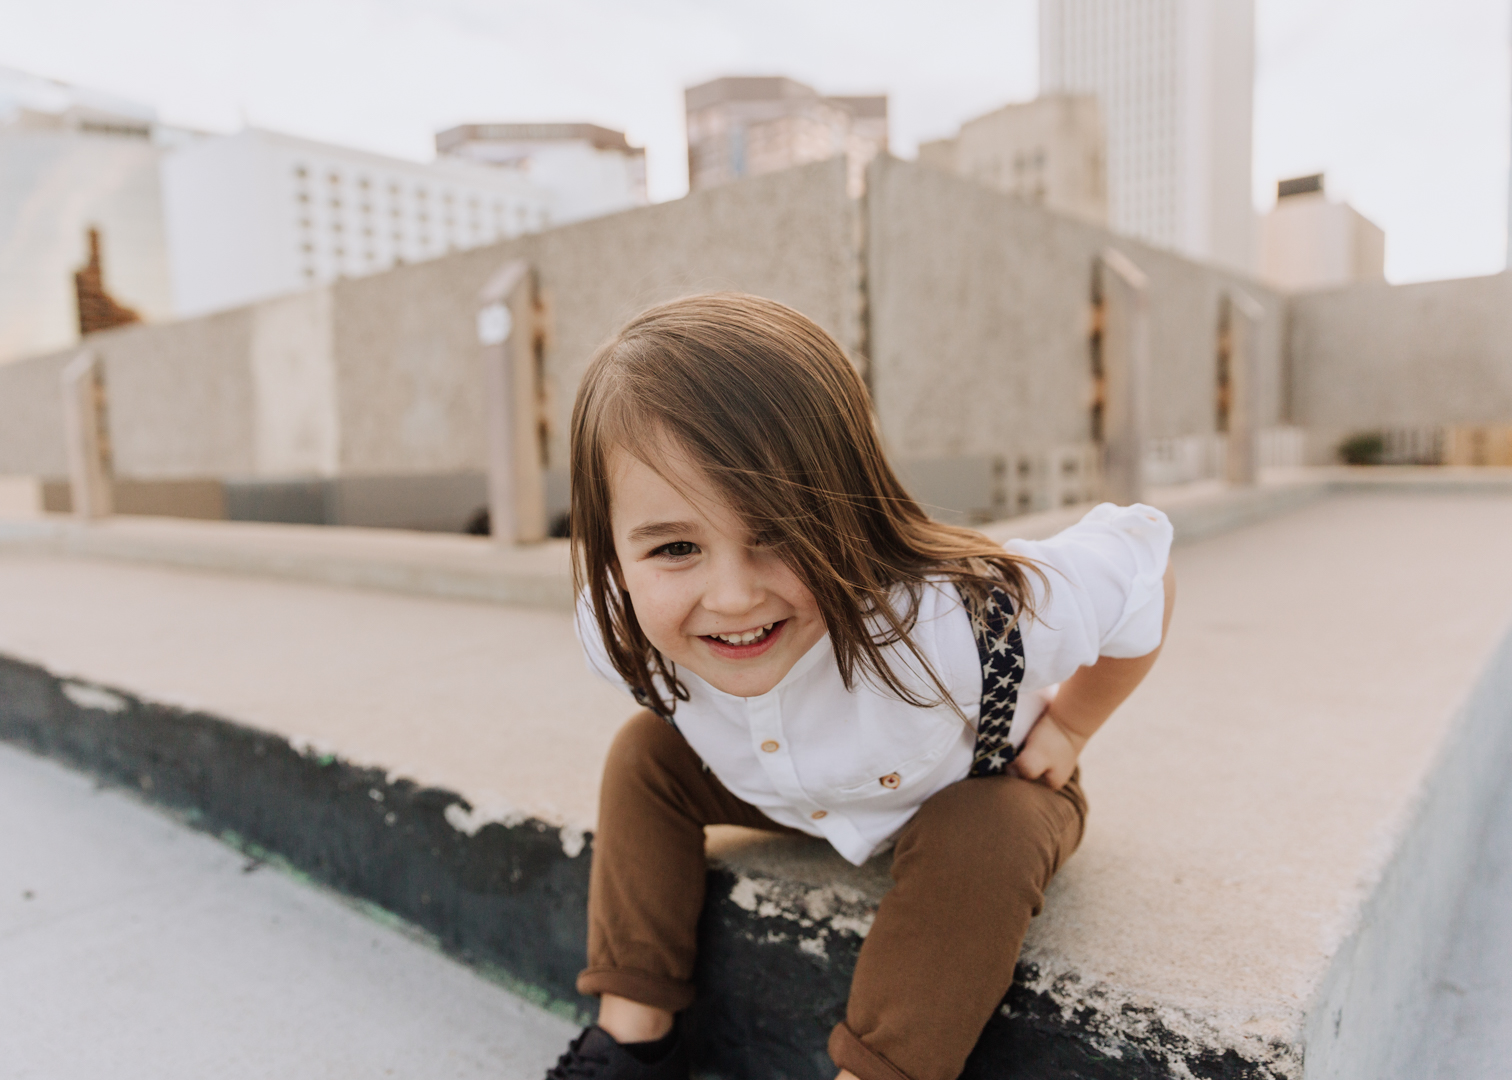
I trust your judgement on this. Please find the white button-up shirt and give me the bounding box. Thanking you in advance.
[579,503,1172,866]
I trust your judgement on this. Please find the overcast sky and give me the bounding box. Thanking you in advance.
[3,0,1508,283]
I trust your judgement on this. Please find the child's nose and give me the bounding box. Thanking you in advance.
[702,555,765,615]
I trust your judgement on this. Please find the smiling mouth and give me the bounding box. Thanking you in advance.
[702,619,786,654]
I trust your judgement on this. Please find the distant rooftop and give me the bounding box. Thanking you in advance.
[0,65,155,135]
[1277,173,1325,200]
[685,76,886,120]
[435,123,639,155]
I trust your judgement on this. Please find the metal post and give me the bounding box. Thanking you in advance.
[1223,289,1264,486]
[477,260,547,544]
[1097,249,1150,505]
[60,350,113,519]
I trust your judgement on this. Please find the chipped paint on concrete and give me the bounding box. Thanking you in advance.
[558,824,587,858]
[727,874,876,942]
[1009,957,1305,1078]
[442,800,529,837]
[60,681,127,713]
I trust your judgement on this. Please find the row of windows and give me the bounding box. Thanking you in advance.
[289,162,546,282]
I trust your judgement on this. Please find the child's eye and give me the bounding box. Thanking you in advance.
[653,541,698,560]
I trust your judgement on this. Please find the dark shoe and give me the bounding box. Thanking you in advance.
[545,1025,688,1080]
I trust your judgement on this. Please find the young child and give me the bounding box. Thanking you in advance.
[550,293,1175,1080]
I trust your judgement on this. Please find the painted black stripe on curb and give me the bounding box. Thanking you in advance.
[0,654,594,1021]
[0,654,1264,1080]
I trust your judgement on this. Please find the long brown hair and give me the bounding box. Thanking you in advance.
[570,292,1043,717]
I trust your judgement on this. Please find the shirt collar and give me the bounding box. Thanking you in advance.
[682,631,835,705]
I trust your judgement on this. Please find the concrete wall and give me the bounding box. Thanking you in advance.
[867,157,1286,471]
[326,156,860,495]
[1290,271,1512,463]
[0,158,859,527]
[1,154,1305,526]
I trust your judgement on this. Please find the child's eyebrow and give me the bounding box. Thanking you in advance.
[627,520,700,542]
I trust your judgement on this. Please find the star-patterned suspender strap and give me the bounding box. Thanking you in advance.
[965,585,1026,777]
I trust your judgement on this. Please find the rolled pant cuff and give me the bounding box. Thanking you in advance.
[576,967,696,1013]
[829,1022,914,1080]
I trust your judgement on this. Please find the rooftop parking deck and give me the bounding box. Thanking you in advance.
[3,478,1511,1077]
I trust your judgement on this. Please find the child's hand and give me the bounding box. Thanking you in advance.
[1012,709,1086,791]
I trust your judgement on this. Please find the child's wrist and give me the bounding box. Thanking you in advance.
[1043,707,1090,752]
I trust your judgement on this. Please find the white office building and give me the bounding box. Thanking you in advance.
[1039,0,1257,272]
[161,129,551,318]
[435,123,647,225]
[0,67,178,362]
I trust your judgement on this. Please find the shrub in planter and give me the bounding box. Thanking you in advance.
[1338,431,1385,465]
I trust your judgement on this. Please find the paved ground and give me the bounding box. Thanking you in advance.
[5,492,1512,1072]
[1416,770,1512,1079]
[0,742,576,1080]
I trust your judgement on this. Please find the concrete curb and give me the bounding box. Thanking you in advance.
[0,517,576,610]
[1,651,1275,1078]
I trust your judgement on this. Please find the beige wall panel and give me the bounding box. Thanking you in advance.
[0,347,74,476]
[866,159,1285,463]
[1290,271,1512,462]
[96,310,256,478]
[328,159,857,477]
[251,288,338,477]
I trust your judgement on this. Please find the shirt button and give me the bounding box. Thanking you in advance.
[810,810,827,820]
[880,773,901,789]
[760,740,780,753]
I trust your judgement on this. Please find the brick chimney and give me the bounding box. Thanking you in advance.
[74,227,142,336]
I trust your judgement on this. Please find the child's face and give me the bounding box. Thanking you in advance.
[607,444,827,699]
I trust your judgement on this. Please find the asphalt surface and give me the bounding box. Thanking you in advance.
[0,742,577,1080]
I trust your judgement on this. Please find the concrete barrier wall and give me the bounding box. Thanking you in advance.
[866,158,1288,467]
[1289,271,1512,464]
[0,309,257,479]
[0,160,858,507]
[5,156,1303,519]
[326,157,859,485]
[0,349,73,477]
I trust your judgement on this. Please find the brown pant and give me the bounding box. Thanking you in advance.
[577,711,1087,1080]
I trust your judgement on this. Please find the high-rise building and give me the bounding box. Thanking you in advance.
[685,77,887,197]
[0,66,179,361]
[1039,0,1256,271]
[1259,174,1385,292]
[918,95,1107,226]
[161,129,550,319]
[435,123,648,224]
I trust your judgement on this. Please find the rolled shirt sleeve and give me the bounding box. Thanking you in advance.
[1004,502,1173,703]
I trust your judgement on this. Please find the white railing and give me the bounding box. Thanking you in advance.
[1144,427,1306,486]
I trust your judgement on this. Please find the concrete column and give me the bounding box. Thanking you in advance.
[477,260,546,544]
[59,350,113,519]
[1223,289,1265,486]
[1097,249,1150,505]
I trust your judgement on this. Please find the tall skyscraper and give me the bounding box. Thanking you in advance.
[1039,0,1256,272]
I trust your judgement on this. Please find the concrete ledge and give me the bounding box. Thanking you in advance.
[8,469,1510,615]
[4,491,1512,1077]
[0,515,575,610]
